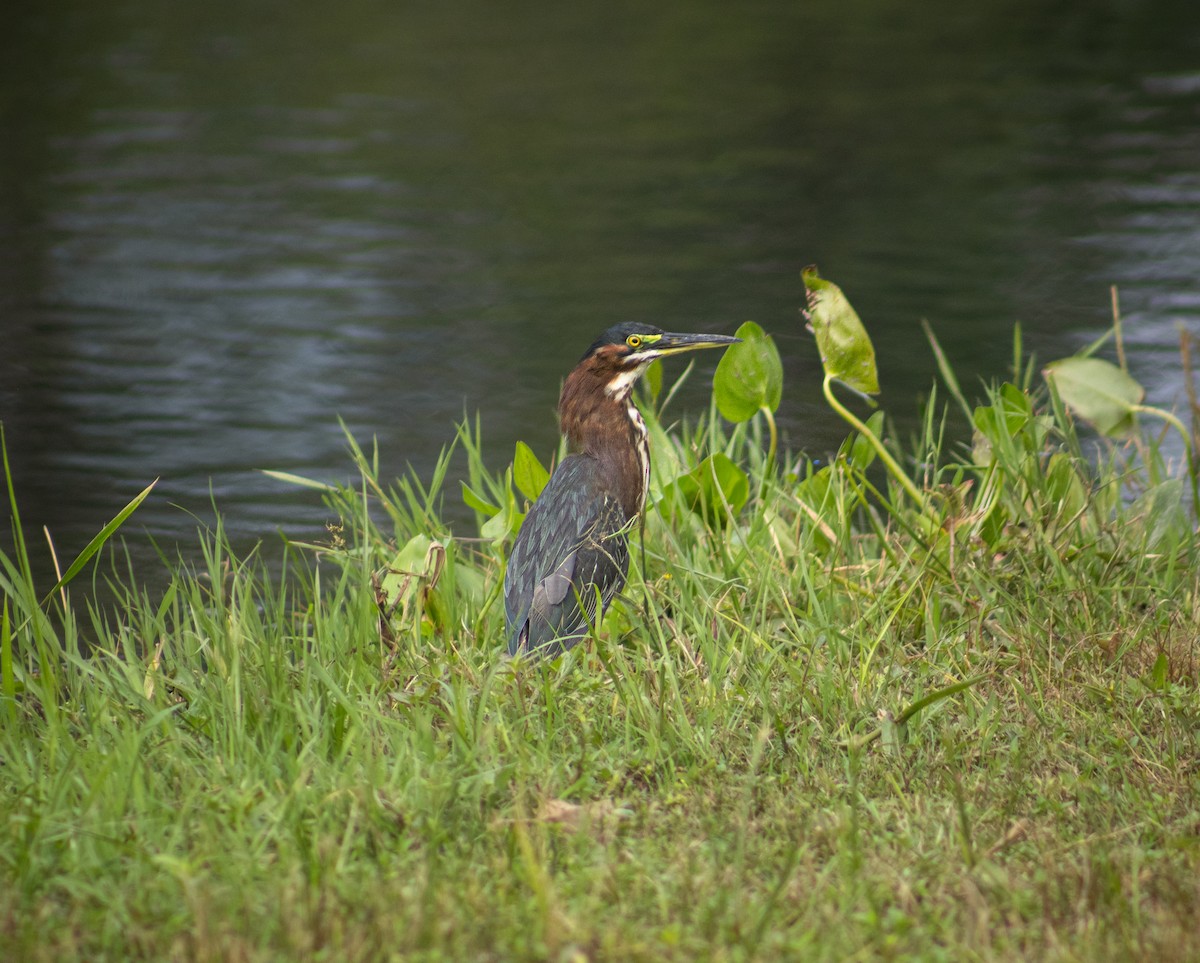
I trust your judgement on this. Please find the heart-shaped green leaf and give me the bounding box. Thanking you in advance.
[660,453,750,526]
[803,266,879,396]
[714,321,784,422]
[1043,356,1144,436]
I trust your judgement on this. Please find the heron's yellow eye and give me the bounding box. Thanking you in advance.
[626,335,642,348]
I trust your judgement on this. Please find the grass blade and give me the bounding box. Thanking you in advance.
[40,478,158,605]
[260,469,337,492]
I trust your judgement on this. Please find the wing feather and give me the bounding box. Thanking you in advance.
[504,455,632,656]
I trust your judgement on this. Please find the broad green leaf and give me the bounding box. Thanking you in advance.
[513,441,551,501]
[972,384,1046,462]
[802,266,879,395]
[661,453,750,526]
[378,535,445,612]
[1043,356,1144,436]
[42,478,158,605]
[461,481,500,517]
[395,534,436,574]
[377,536,450,637]
[479,508,507,542]
[482,503,523,543]
[714,321,784,422]
[999,382,1034,419]
[707,454,751,514]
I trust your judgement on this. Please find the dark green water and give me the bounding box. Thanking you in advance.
[2,0,1199,584]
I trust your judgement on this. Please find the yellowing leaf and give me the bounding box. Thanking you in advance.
[803,266,879,396]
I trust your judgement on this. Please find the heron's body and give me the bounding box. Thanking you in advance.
[504,323,738,657]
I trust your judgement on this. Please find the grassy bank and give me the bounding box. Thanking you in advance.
[2,324,1199,961]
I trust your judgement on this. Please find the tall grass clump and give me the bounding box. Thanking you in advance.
[2,277,1199,962]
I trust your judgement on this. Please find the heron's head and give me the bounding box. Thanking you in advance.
[578,323,740,399]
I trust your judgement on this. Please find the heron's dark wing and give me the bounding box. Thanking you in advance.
[504,454,632,657]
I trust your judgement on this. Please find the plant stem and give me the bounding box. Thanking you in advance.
[1133,403,1199,516]
[756,404,778,503]
[822,374,926,510]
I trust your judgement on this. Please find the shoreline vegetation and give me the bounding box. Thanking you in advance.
[3,276,1199,960]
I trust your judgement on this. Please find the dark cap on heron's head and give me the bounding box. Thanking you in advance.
[582,323,667,361]
[581,324,741,365]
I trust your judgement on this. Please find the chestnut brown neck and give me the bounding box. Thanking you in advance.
[558,354,651,520]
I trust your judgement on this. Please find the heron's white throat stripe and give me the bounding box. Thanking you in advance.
[604,366,644,399]
[626,402,651,513]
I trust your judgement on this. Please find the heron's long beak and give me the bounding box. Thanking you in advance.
[650,332,741,359]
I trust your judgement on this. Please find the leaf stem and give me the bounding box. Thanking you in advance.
[1132,403,1199,516]
[757,404,778,503]
[822,375,926,510]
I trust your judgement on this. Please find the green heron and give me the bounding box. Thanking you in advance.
[504,323,740,657]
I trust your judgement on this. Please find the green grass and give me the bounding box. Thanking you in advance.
[2,349,1199,962]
